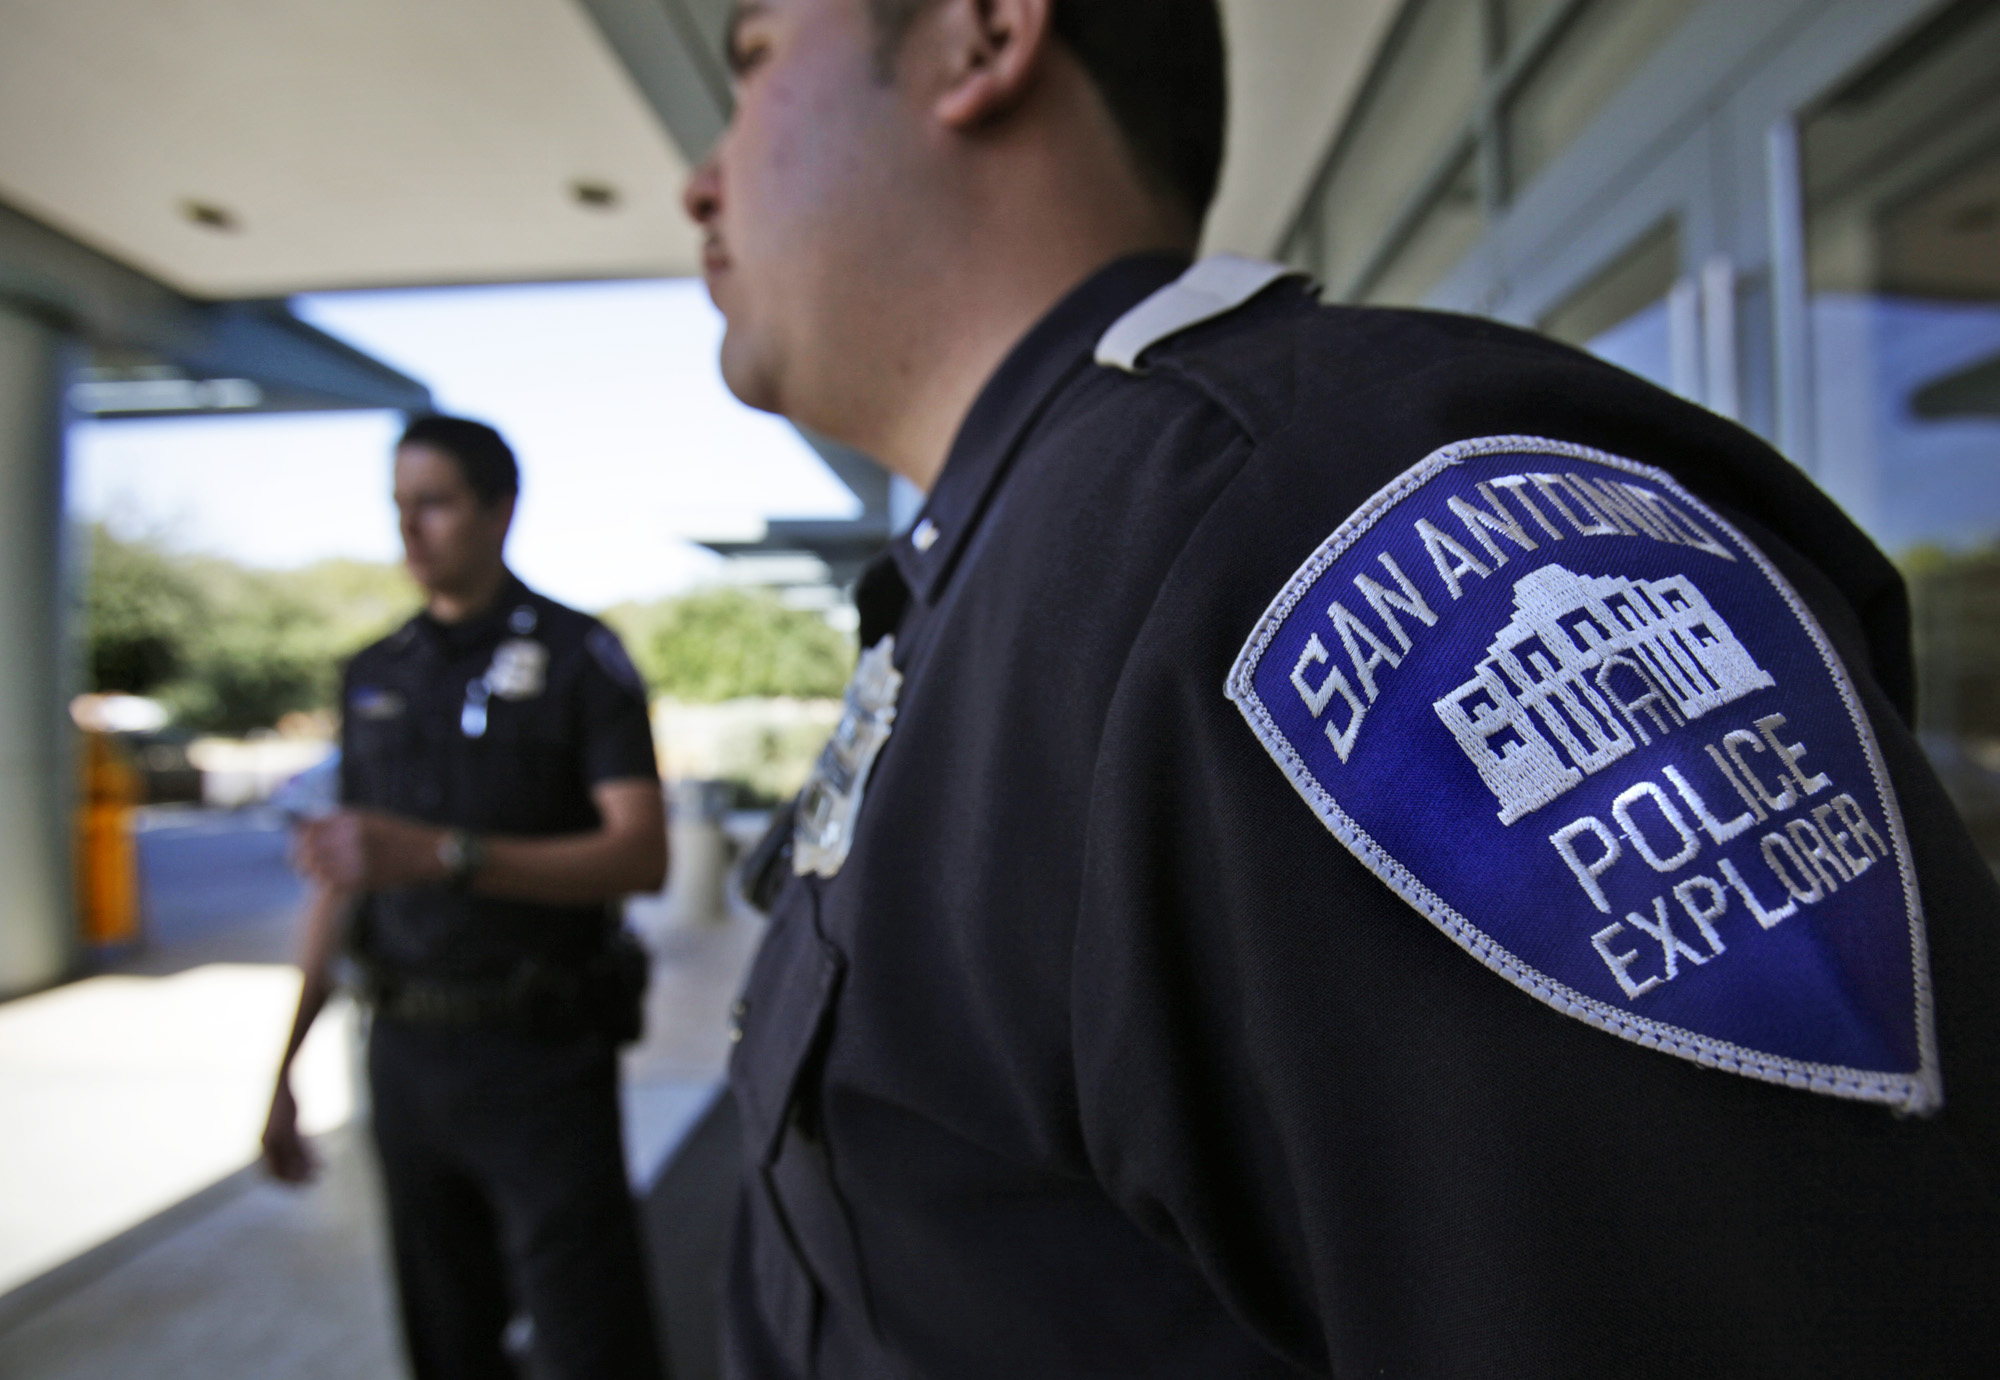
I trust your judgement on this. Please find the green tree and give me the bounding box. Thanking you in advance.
[83,523,206,694]
[83,525,419,735]
[605,587,854,701]
[165,559,340,733]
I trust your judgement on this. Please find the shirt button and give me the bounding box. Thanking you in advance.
[911,517,940,552]
[730,998,749,1042]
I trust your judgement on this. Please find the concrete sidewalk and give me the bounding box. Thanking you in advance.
[0,1127,399,1380]
[0,805,763,1378]
[0,965,360,1300]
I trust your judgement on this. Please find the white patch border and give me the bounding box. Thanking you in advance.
[1224,435,1940,1114]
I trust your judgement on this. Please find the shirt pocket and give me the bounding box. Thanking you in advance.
[731,885,847,1167]
[729,885,851,1376]
[470,701,573,831]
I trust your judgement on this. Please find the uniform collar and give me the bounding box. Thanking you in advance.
[887,252,1190,607]
[405,569,534,656]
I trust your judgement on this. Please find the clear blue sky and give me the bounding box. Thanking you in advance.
[68,278,858,610]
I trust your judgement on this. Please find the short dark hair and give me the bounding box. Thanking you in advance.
[868,0,1228,230]
[398,414,519,508]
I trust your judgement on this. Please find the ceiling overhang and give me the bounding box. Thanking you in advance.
[0,0,704,299]
[0,198,430,417]
[0,0,1392,303]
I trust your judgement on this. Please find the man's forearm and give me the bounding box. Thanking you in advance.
[295,781,668,905]
[277,885,353,1075]
[345,823,665,905]
[467,827,666,905]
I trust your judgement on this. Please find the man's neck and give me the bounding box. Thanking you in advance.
[426,564,510,625]
[836,80,1195,492]
[864,242,1188,492]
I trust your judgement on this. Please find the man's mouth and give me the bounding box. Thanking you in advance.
[701,230,730,279]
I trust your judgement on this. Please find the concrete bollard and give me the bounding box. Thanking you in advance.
[625,778,735,947]
[668,778,733,928]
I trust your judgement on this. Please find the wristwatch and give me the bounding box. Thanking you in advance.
[437,828,487,889]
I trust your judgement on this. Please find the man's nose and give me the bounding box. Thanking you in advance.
[683,156,720,228]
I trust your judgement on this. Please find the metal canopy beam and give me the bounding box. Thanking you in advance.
[0,199,431,417]
[577,0,735,166]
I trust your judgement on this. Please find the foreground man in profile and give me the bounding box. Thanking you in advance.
[685,1,2000,1375]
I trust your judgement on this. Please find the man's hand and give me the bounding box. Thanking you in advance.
[261,1077,319,1184]
[292,784,666,903]
[294,810,444,891]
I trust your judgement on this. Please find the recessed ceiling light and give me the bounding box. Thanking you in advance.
[571,179,620,210]
[181,199,240,232]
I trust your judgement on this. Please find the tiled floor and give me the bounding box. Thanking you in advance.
[0,966,358,1297]
[0,1128,401,1380]
[0,806,760,1379]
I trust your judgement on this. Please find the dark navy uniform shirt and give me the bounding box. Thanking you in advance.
[340,572,658,984]
[726,256,2000,1378]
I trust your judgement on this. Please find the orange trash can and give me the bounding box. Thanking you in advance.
[77,730,142,947]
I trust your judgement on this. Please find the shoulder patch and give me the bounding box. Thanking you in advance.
[1094,254,1301,374]
[1225,435,1938,1113]
[586,626,648,699]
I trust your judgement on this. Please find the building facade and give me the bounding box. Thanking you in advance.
[1279,0,2000,861]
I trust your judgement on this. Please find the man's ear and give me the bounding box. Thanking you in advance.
[928,0,1055,129]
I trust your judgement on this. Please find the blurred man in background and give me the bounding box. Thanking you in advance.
[685,1,2000,1376]
[262,415,667,1380]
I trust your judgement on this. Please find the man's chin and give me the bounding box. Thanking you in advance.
[717,336,784,417]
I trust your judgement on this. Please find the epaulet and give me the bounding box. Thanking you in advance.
[1093,254,1304,374]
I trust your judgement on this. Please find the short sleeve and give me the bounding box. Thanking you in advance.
[576,624,660,787]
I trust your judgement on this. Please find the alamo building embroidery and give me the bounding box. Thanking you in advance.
[1434,565,1775,824]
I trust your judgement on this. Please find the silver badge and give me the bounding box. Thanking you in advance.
[794,636,903,877]
[461,679,489,738]
[484,638,548,700]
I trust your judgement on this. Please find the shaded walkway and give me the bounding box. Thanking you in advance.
[0,806,760,1379]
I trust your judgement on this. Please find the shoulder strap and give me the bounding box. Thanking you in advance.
[1093,254,1302,374]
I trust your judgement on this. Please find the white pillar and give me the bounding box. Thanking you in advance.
[0,304,75,996]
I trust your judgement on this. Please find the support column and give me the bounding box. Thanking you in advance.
[0,304,76,997]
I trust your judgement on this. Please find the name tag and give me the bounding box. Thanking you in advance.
[1226,435,1937,1112]
[351,686,405,720]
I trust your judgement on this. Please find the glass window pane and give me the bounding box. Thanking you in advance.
[1360,153,1484,305]
[1280,196,1325,280]
[1539,219,1679,391]
[1505,0,1703,195]
[1314,0,1484,291]
[1498,0,1561,62]
[1802,0,2000,860]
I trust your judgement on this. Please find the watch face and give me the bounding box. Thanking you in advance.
[439,830,479,881]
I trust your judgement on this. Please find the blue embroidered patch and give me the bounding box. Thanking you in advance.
[1226,436,1938,1112]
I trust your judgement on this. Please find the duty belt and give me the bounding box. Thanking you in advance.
[368,973,565,1026]
[359,932,649,1043]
